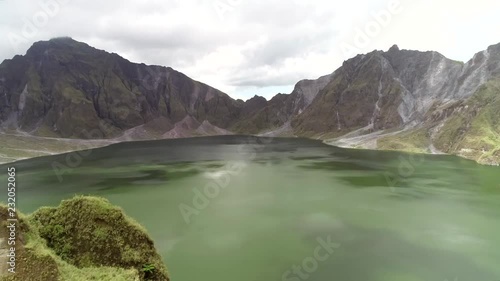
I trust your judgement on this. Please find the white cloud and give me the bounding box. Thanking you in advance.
[0,0,499,100]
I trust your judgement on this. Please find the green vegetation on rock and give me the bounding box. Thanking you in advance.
[0,196,169,281]
[1,38,500,165]
[377,128,430,154]
[434,79,500,165]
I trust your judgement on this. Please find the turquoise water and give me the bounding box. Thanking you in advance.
[1,136,499,281]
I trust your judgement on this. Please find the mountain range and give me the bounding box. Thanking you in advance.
[0,37,499,165]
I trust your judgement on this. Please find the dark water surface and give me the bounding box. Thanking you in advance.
[1,136,499,281]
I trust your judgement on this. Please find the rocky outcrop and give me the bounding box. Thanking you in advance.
[0,37,240,138]
[0,38,333,140]
[291,43,500,164]
[230,73,335,135]
[0,196,169,281]
[292,51,406,137]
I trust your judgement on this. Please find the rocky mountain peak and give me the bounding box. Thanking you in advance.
[27,37,90,55]
[0,38,240,138]
[0,38,499,165]
[388,44,400,52]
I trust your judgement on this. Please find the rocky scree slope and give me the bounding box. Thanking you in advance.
[0,38,499,164]
[0,37,328,141]
[0,37,241,139]
[293,44,500,165]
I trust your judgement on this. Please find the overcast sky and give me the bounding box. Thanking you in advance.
[1,0,499,100]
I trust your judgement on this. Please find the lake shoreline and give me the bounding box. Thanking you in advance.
[1,133,498,167]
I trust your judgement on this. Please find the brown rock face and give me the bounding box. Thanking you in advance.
[1,38,500,164]
[0,37,240,138]
[292,52,406,137]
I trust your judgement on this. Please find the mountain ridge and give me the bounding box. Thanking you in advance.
[0,37,498,165]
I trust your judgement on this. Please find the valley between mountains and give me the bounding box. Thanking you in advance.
[0,37,499,165]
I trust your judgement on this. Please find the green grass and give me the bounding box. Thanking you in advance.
[0,196,169,281]
[435,79,500,165]
[0,133,111,164]
[377,128,430,154]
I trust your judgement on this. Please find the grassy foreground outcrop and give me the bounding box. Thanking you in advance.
[0,196,169,281]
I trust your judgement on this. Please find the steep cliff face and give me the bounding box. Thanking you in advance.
[433,79,500,164]
[315,43,500,164]
[0,38,499,164]
[287,73,335,116]
[0,37,239,138]
[292,50,406,137]
[292,44,496,135]
[228,73,335,136]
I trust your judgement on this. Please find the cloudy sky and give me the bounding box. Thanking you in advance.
[1,0,499,100]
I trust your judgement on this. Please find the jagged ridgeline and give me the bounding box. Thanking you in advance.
[0,196,169,281]
[0,37,499,164]
[0,37,240,139]
[294,44,500,165]
[0,37,321,139]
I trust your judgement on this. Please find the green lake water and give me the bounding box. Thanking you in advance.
[1,136,499,281]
